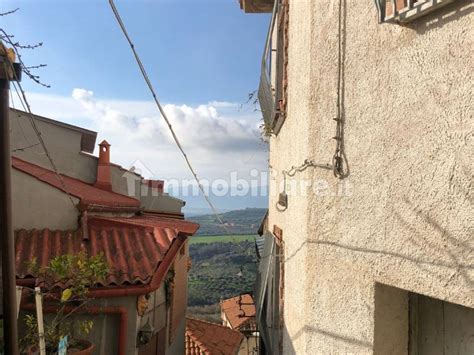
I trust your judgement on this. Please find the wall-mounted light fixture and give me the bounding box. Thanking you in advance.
[277,191,288,209]
[137,319,155,346]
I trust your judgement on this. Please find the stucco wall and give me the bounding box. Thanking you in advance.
[266,0,473,354]
[11,110,97,184]
[10,110,185,214]
[75,296,138,355]
[12,170,80,230]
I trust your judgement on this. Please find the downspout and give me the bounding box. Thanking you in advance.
[21,303,128,355]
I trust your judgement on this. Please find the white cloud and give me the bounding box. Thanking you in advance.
[14,89,268,183]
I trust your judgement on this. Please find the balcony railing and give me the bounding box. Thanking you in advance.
[375,0,457,23]
[258,0,283,134]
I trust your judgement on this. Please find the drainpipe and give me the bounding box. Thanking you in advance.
[21,303,128,355]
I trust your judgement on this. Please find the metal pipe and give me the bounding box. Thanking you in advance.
[0,55,20,355]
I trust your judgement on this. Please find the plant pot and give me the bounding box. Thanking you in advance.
[26,339,95,355]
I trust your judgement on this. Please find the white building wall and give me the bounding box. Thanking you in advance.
[266,1,473,354]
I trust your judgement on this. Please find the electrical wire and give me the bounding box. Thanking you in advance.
[108,0,252,254]
[1,44,78,210]
[332,0,349,179]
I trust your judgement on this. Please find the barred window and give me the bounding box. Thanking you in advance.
[375,0,457,23]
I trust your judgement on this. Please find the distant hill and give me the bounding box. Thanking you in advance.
[188,208,267,236]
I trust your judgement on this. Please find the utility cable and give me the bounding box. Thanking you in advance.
[332,0,349,179]
[108,0,251,254]
[1,42,78,210]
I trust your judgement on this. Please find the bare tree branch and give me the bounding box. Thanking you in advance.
[0,8,19,16]
[0,28,50,88]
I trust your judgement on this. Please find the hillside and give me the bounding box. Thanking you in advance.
[187,238,257,322]
[188,207,267,235]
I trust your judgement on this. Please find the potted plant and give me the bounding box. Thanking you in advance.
[20,251,108,354]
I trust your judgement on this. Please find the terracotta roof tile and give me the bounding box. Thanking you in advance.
[12,157,140,208]
[221,294,256,331]
[15,215,199,288]
[186,318,243,355]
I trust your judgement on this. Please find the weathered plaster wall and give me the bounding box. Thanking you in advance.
[266,0,316,352]
[12,170,80,230]
[11,110,97,183]
[238,335,259,355]
[75,296,138,355]
[267,0,473,354]
[10,110,185,214]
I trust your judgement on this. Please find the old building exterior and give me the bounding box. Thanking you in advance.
[11,108,199,354]
[242,0,473,354]
[221,294,258,355]
[185,317,244,355]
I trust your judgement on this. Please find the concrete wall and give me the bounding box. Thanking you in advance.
[12,170,80,230]
[238,335,258,355]
[11,109,97,184]
[10,109,184,215]
[76,296,138,355]
[168,241,190,354]
[265,1,473,354]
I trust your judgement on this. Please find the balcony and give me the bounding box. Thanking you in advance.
[376,0,457,23]
[258,0,287,135]
[239,0,274,13]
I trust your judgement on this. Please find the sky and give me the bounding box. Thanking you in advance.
[2,0,270,213]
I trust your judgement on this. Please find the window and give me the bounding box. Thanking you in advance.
[375,0,457,23]
[374,283,474,354]
[258,0,289,135]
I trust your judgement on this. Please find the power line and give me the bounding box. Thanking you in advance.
[108,0,252,253]
[1,42,78,210]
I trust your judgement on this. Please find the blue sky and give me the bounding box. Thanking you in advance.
[2,0,269,104]
[2,0,270,213]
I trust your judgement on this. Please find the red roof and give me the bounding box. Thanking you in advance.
[221,294,256,331]
[186,318,244,355]
[12,157,140,209]
[15,215,199,288]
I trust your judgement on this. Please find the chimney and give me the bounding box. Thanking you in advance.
[95,140,112,191]
[142,179,164,196]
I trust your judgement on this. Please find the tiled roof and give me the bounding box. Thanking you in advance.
[12,157,140,209]
[186,318,243,355]
[15,215,199,288]
[93,215,198,234]
[221,294,256,331]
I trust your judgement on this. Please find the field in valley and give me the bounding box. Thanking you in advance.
[190,234,255,244]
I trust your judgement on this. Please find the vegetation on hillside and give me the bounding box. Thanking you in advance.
[190,234,255,244]
[189,208,266,235]
[188,239,257,308]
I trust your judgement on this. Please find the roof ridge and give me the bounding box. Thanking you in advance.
[186,317,244,335]
[12,156,140,207]
[186,316,222,327]
[222,293,253,302]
